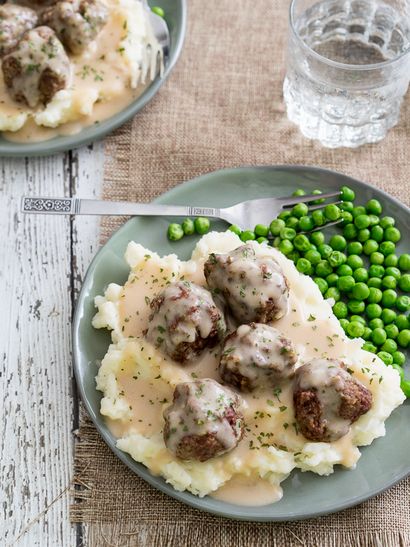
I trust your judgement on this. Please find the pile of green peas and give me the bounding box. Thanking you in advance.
[229,186,410,397]
[167,217,211,241]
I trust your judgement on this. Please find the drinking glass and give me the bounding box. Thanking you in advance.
[283,0,410,148]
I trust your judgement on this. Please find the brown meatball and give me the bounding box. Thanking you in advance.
[146,281,226,363]
[0,4,38,57]
[163,379,244,461]
[220,323,297,392]
[204,244,289,324]
[2,26,70,107]
[41,0,108,54]
[293,358,372,442]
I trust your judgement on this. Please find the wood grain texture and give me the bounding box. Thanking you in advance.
[0,143,103,546]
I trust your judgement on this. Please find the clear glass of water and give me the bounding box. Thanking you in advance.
[283,0,410,148]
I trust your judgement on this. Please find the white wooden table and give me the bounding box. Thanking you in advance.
[1,143,105,546]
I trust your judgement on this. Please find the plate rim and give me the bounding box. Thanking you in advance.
[0,0,187,158]
[72,164,410,522]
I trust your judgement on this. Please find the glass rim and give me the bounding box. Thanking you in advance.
[289,0,410,71]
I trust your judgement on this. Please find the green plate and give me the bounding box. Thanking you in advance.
[73,166,410,521]
[0,0,186,157]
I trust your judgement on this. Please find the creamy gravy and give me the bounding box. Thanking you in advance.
[0,0,160,142]
[212,475,283,506]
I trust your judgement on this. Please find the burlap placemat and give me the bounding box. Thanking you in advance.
[71,0,410,545]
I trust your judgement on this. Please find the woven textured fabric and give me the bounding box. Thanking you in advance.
[72,0,410,544]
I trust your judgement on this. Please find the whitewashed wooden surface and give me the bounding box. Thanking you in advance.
[1,143,104,546]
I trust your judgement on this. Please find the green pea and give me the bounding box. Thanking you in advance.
[398,274,410,292]
[354,214,371,229]
[278,239,294,255]
[181,218,195,235]
[315,260,333,277]
[254,224,269,237]
[343,223,358,240]
[398,253,410,271]
[362,327,372,341]
[292,203,309,218]
[337,264,353,276]
[314,278,328,295]
[326,273,339,287]
[379,241,395,256]
[347,254,363,270]
[333,301,348,319]
[377,351,393,365]
[363,239,378,255]
[298,215,314,231]
[341,211,353,226]
[369,318,384,330]
[340,186,355,201]
[396,295,410,312]
[397,329,410,348]
[370,225,384,242]
[368,277,382,289]
[384,267,401,280]
[278,210,291,221]
[371,328,387,346]
[151,5,165,17]
[194,217,211,234]
[401,380,410,398]
[384,227,401,243]
[368,287,382,303]
[325,287,341,301]
[363,342,377,353]
[280,227,296,240]
[379,216,395,229]
[369,264,385,278]
[353,268,368,283]
[270,219,286,235]
[350,315,366,325]
[167,223,184,241]
[256,236,269,244]
[310,231,325,246]
[311,189,325,204]
[392,351,406,366]
[292,189,306,196]
[273,236,281,248]
[370,252,384,265]
[337,275,355,293]
[385,324,399,339]
[366,199,382,215]
[293,234,310,252]
[382,275,397,289]
[352,206,366,218]
[286,216,299,229]
[346,241,363,255]
[329,235,347,251]
[339,318,350,331]
[312,209,325,226]
[381,309,396,325]
[366,303,382,319]
[318,244,332,259]
[324,204,341,221]
[381,289,397,307]
[348,300,365,314]
[329,251,346,268]
[304,249,322,265]
[296,258,312,274]
[384,254,398,267]
[228,224,242,236]
[240,230,256,242]
[395,314,409,330]
[368,215,380,226]
[381,339,398,354]
[340,201,354,212]
[352,282,370,301]
[287,250,300,262]
[347,321,365,338]
[357,229,370,242]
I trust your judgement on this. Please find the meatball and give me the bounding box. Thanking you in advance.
[2,26,70,107]
[293,358,372,442]
[146,281,226,363]
[219,323,297,392]
[41,0,108,54]
[204,244,289,324]
[0,4,38,57]
[163,378,244,461]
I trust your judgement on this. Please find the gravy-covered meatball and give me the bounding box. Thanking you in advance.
[41,0,108,54]
[146,281,226,363]
[220,323,297,392]
[204,245,289,324]
[2,26,70,107]
[0,4,38,57]
[293,359,372,442]
[163,379,244,461]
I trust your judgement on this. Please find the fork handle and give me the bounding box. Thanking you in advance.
[21,197,221,219]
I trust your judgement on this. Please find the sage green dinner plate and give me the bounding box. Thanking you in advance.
[73,166,410,521]
[0,0,186,157]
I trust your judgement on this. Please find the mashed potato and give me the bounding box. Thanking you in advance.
[93,232,405,502]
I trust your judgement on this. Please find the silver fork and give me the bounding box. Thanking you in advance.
[21,191,341,231]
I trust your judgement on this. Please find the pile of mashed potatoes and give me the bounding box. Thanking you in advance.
[92,232,405,503]
[0,0,161,142]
